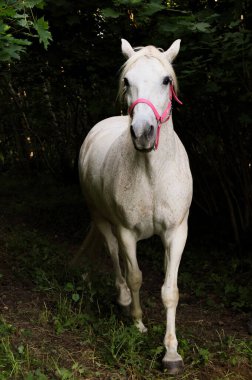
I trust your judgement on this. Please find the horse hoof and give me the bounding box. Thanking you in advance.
[162,359,184,375]
[135,319,148,333]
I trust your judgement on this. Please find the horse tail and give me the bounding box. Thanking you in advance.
[69,223,104,269]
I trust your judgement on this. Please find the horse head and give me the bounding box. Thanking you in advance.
[120,39,181,151]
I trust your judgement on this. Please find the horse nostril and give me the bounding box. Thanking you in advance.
[146,125,154,140]
[130,125,137,139]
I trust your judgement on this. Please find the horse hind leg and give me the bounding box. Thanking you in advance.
[95,219,132,308]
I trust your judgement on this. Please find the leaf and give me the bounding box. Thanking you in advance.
[129,0,142,4]
[141,1,165,17]
[141,1,166,16]
[229,20,240,28]
[64,282,74,291]
[101,8,124,18]
[114,0,142,4]
[13,13,29,19]
[193,22,211,33]
[20,0,45,7]
[0,6,16,18]
[33,16,52,49]
[11,38,31,46]
[18,344,25,354]
[0,22,10,33]
[72,293,80,302]
[0,44,25,61]
[16,18,30,28]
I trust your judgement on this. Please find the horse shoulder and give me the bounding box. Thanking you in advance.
[172,132,190,172]
[152,134,192,229]
[79,115,129,204]
[81,116,128,154]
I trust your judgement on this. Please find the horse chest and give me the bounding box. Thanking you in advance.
[105,167,190,237]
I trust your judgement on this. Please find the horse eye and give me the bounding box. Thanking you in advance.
[163,76,171,85]
[124,77,129,87]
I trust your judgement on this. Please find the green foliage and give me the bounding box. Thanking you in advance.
[25,369,49,380]
[0,19,31,61]
[102,7,124,18]
[52,294,89,334]
[5,228,67,286]
[0,319,35,379]
[0,0,52,62]
[179,243,252,311]
[101,0,166,24]
[0,0,250,243]
[33,16,52,49]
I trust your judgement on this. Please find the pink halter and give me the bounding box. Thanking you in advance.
[128,83,182,150]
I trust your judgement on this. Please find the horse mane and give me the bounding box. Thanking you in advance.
[118,45,178,103]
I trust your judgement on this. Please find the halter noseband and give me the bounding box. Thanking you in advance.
[128,83,182,150]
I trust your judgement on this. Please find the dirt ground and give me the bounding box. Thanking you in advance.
[1,248,251,380]
[0,177,251,379]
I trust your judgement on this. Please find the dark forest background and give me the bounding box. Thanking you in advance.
[1,0,252,247]
[0,2,252,378]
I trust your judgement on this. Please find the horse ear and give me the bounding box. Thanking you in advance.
[164,39,181,63]
[121,39,135,59]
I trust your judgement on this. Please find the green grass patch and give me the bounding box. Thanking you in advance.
[0,175,251,379]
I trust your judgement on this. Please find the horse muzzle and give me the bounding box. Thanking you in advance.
[130,122,156,151]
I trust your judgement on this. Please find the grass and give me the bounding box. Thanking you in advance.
[0,174,251,379]
[0,311,251,379]
[0,318,41,379]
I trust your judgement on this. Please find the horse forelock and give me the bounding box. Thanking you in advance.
[118,45,178,103]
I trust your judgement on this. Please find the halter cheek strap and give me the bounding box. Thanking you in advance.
[128,84,182,150]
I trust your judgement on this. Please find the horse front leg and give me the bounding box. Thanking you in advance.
[161,217,188,374]
[117,226,147,333]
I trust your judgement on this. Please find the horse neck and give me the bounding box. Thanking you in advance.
[158,118,176,159]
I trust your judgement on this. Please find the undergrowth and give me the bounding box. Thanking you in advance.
[0,175,251,379]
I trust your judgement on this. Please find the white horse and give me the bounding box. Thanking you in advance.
[78,39,193,374]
